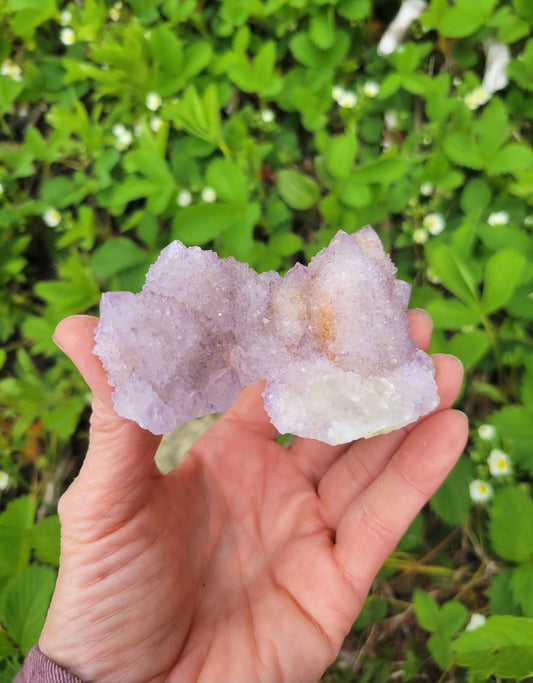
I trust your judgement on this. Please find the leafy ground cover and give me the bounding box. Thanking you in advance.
[1,0,533,680]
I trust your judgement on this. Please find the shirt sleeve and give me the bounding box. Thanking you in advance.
[13,645,85,683]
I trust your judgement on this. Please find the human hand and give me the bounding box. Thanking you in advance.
[39,310,468,683]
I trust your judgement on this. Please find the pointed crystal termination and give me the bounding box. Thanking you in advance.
[93,227,439,444]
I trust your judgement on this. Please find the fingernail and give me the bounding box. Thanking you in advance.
[412,308,433,330]
[451,354,464,374]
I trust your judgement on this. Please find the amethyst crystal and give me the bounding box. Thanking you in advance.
[93,227,439,444]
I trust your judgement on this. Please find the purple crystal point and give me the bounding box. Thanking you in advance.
[93,227,439,444]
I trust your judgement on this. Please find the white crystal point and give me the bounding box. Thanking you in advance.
[93,226,439,443]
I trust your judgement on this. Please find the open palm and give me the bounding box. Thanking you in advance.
[39,311,467,683]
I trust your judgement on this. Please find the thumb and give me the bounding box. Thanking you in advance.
[54,315,162,492]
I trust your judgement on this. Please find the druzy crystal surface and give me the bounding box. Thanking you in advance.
[93,227,439,444]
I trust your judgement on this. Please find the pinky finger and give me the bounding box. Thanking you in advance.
[334,409,469,598]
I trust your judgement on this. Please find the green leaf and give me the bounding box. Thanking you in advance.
[0,77,24,117]
[351,154,407,184]
[510,564,533,618]
[439,601,468,636]
[488,6,530,44]
[460,178,492,214]
[429,604,468,669]
[34,255,101,321]
[228,41,280,96]
[183,41,213,80]
[289,30,349,69]
[206,158,249,205]
[438,0,498,37]
[513,0,533,21]
[0,565,56,656]
[425,244,479,307]
[91,238,149,280]
[353,596,388,630]
[222,202,261,260]
[310,6,336,49]
[489,487,533,562]
[7,0,57,38]
[171,84,223,147]
[486,569,522,616]
[326,134,357,180]
[337,179,371,208]
[414,589,440,632]
[481,249,525,314]
[336,0,370,20]
[148,24,184,77]
[269,233,303,256]
[454,616,533,680]
[486,143,533,176]
[446,331,490,368]
[277,169,320,210]
[521,355,533,407]
[490,406,533,471]
[0,497,35,582]
[430,456,475,526]
[426,297,481,329]
[442,134,484,170]
[476,98,508,156]
[173,203,251,245]
[30,516,60,567]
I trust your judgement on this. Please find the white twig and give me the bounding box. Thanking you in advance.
[378,0,427,56]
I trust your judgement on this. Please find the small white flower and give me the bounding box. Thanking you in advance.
[488,449,511,477]
[18,104,28,117]
[420,182,434,196]
[377,0,426,56]
[109,2,122,21]
[43,208,61,227]
[466,613,486,631]
[60,27,76,45]
[0,471,9,490]
[426,268,441,284]
[478,424,496,441]
[112,123,133,150]
[261,108,275,123]
[413,228,428,244]
[469,479,493,504]
[488,210,510,226]
[384,110,398,129]
[423,212,446,235]
[112,123,127,137]
[201,186,216,203]
[464,86,490,110]
[59,9,72,25]
[1,59,22,81]
[149,116,163,132]
[146,92,162,111]
[363,81,379,97]
[525,215,533,227]
[0,181,4,196]
[177,189,192,208]
[337,90,358,109]
[332,85,345,101]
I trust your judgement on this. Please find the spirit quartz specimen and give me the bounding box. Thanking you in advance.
[93,226,439,445]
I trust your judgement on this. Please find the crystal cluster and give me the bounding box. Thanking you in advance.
[93,227,439,444]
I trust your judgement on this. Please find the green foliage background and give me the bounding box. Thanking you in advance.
[1,0,533,680]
